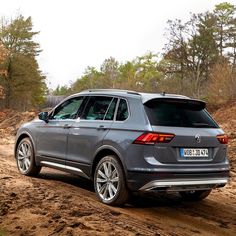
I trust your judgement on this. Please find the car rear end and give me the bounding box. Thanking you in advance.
[127,95,230,195]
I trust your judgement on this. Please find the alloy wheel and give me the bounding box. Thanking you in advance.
[96,161,119,201]
[17,141,32,173]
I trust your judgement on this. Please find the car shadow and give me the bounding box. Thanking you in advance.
[127,192,187,208]
[34,167,194,209]
[37,168,95,192]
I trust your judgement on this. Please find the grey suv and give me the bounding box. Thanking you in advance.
[15,89,230,205]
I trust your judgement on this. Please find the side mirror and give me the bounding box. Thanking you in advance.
[38,111,49,123]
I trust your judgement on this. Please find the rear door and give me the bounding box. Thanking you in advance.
[66,96,118,173]
[143,98,225,164]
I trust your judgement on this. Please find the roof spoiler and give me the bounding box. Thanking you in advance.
[144,98,206,110]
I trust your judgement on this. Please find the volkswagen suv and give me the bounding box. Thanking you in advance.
[15,89,230,205]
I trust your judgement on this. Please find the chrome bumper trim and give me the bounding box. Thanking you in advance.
[139,178,229,191]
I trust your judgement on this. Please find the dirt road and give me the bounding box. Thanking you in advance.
[0,136,236,236]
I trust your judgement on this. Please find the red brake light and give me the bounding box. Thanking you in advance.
[217,134,228,144]
[133,132,175,145]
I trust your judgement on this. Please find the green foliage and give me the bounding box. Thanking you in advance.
[162,2,236,99]
[0,14,46,110]
[134,52,162,92]
[214,2,236,56]
[67,52,164,95]
[100,57,119,88]
[163,13,218,97]
[53,1,236,105]
[53,85,70,96]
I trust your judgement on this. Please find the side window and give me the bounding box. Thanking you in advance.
[116,99,129,121]
[104,98,118,120]
[51,97,84,120]
[81,96,113,120]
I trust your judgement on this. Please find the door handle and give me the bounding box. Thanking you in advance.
[97,125,107,130]
[64,124,72,129]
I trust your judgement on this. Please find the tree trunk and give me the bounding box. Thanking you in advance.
[4,58,12,108]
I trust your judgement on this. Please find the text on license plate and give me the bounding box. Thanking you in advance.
[180,148,209,157]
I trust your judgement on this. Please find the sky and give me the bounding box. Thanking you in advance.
[0,0,231,89]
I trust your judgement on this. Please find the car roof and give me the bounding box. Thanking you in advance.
[139,92,190,103]
[72,89,190,103]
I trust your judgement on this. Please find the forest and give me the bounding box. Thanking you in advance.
[0,2,236,110]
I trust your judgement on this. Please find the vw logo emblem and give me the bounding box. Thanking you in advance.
[195,134,201,143]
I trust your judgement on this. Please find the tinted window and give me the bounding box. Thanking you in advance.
[51,97,84,120]
[116,99,129,121]
[144,99,218,128]
[81,96,113,120]
[105,98,118,120]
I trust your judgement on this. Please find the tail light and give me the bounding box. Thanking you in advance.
[217,134,228,144]
[133,132,175,145]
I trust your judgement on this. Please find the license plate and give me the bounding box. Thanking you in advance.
[180,148,209,157]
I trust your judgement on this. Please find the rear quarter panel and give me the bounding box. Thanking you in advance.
[101,97,152,172]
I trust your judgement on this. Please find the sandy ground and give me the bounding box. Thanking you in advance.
[0,135,236,236]
[0,104,236,236]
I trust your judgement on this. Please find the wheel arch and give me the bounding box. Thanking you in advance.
[91,145,127,179]
[15,132,35,158]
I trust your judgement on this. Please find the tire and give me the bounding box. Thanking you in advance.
[179,189,212,201]
[16,137,41,176]
[94,155,129,206]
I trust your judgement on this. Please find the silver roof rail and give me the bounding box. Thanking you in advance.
[81,89,141,95]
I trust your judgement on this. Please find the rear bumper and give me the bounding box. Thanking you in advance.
[139,178,228,191]
[127,170,230,192]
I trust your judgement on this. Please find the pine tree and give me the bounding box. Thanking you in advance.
[0,15,46,109]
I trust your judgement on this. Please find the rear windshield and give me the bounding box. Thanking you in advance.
[144,99,218,128]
